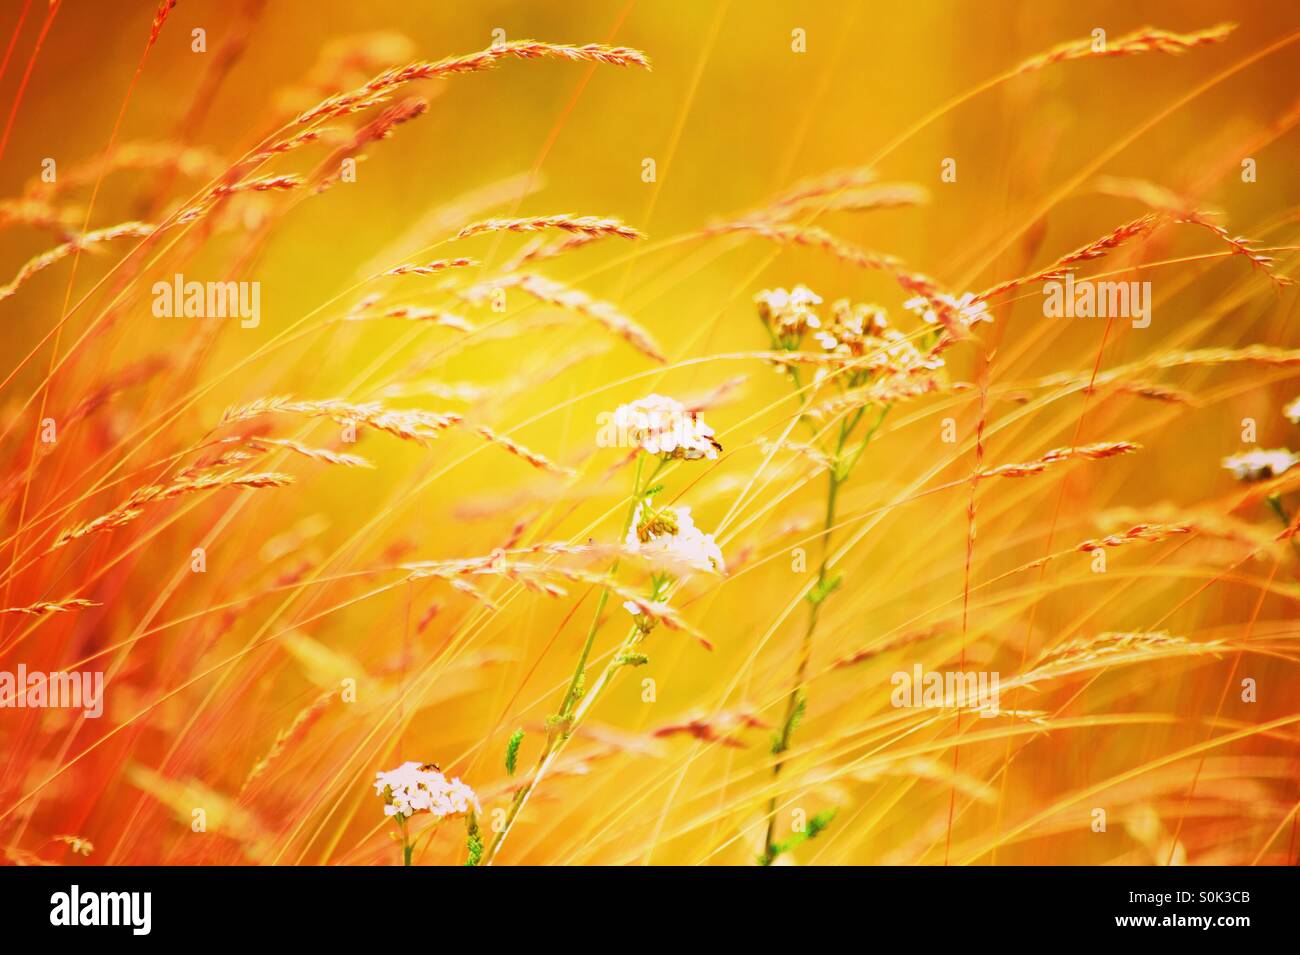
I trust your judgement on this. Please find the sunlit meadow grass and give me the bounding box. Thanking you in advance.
[0,2,1298,867]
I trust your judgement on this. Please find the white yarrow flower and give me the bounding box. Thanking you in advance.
[626,500,725,574]
[1221,448,1298,482]
[903,291,990,328]
[611,394,721,460]
[375,762,480,820]
[759,285,823,313]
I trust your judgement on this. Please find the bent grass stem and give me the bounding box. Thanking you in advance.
[483,455,664,864]
[761,402,888,864]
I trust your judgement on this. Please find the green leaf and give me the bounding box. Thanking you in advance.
[505,728,524,776]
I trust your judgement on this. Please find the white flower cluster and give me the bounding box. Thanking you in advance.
[761,284,823,312]
[610,394,720,460]
[625,500,725,574]
[1221,448,1298,483]
[755,285,824,346]
[374,762,480,819]
[903,291,991,329]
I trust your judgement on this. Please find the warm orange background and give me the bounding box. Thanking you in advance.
[0,1,1297,865]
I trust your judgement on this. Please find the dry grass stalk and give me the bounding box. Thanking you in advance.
[709,219,904,272]
[1011,23,1235,76]
[347,97,429,145]
[751,182,929,223]
[239,689,336,797]
[456,215,643,242]
[0,197,82,239]
[980,209,1288,303]
[1093,175,1198,215]
[52,471,293,550]
[247,437,375,469]
[1019,631,1225,687]
[0,597,101,616]
[758,438,835,473]
[311,98,432,192]
[1076,522,1195,553]
[1175,212,1293,287]
[474,426,575,476]
[345,297,476,331]
[385,257,478,276]
[178,174,303,222]
[297,41,651,125]
[179,447,259,477]
[1092,176,1201,219]
[1097,505,1274,551]
[833,627,944,669]
[245,128,334,165]
[762,165,879,211]
[402,552,708,646]
[25,140,226,201]
[64,356,169,430]
[499,234,601,272]
[1109,380,1195,405]
[448,577,502,610]
[270,32,417,120]
[123,471,295,508]
[403,540,645,575]
[0,221,156,303]
[468,273,666,363]
[220,173,303,194]
[977,215,1159,301]
[49,508,145,550]
[652,709,769,747]
[382,377,484,401]
[380,307,475,331]
[978,441,1140,478]
[1146,345,1300,370]
[806,374,945,420]
[148,0,179,50]
[708,221,965,338]
[220,396,461,445]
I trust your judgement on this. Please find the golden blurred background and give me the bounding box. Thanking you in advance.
[0,1,1298,865]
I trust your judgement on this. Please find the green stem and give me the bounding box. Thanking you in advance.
[761,470,838,863]
[483,623,644,865]
[482,454,661,865]
[398,816,413,866]
[785,365,826,440]
[840,404,891,477]
[760,404,887,864]
[559,455,656,717]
